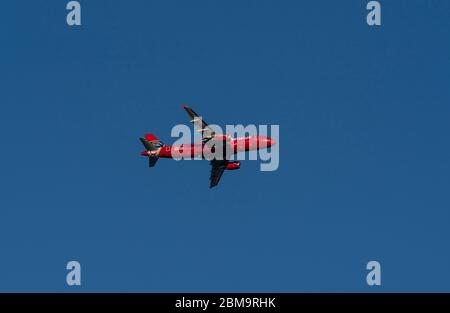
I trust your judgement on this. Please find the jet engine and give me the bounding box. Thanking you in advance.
[225,162,240,170]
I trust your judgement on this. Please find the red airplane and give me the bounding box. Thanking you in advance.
[140,106,276,188]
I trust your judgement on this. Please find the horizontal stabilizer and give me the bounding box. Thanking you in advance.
[149,157,158,167]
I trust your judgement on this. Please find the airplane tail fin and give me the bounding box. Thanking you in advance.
[140,134,164,168]
[139,137,157,152]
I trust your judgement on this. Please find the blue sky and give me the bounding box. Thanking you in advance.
[1,0,449,291]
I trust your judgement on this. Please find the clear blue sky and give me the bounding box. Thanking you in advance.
[1,0,449,292]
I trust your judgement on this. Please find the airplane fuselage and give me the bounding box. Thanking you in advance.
[141,135,274,159]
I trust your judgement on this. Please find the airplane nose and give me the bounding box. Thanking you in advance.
[263,137,275,146]
[269,138,276,146]
[256,136,276,148]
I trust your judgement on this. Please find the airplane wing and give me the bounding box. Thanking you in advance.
[209,159,228,188]
[183,106,216,142]
[183,106,230,188]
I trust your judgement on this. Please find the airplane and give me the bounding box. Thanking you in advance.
[139,106,276,188]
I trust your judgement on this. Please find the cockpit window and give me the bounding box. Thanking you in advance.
[153,141,163,149]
